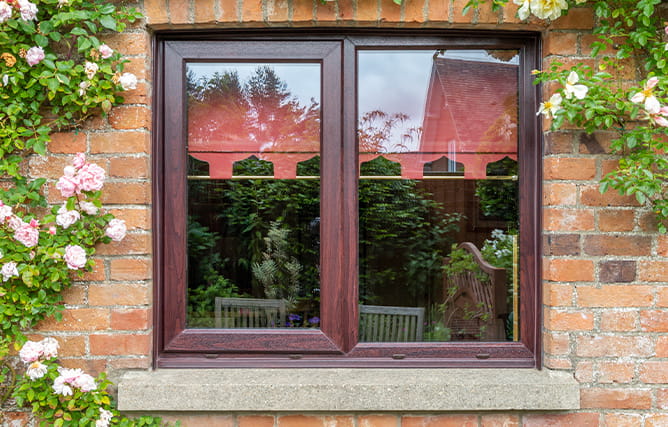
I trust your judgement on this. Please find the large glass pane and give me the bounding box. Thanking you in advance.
[357,50,520,342]
[186,63,321,329]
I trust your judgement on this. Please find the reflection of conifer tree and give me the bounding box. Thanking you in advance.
[358,110,422,153]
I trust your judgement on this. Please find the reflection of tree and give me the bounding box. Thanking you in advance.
[474,157,519,227]
[187,66,320,150]
[481,94,517,145]
[358,110,422,153]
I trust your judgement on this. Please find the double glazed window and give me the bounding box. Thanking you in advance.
[155,33,541,367]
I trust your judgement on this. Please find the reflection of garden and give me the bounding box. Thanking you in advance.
[185,64,520,341]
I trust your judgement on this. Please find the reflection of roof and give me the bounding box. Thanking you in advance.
[420,57,519,154]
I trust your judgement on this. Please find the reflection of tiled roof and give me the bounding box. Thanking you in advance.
[421,57,519,154]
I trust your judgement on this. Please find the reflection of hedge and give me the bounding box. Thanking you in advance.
[474,157,518,226]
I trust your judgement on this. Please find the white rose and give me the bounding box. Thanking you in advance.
[105,219,127,242]
[56,204,81,229]
[119,73,137,91]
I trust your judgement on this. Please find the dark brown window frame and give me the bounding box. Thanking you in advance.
[153,31,543,369]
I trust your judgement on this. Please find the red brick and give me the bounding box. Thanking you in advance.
[523,412,600,427]
[544,158,596,180]
[543,182,577,206]
[316,1,337,22]
[576,335,653,358]
[549,7,594,30]
[49,132,87,154]
[292,0,313,22]
[111,308,150,330]
[544,32,578,56]
[657,388,668,409]
[427,0,447,21]
[545,309,594,331]
[544,356,572,370]
[29,156,70,179]
[578,132,616,154]
[338,0,353,21]
[646,414,668,427]
[404,0,426,24]
[581,185,640,207]
[599,362,635,384]
[59,358,106,376]
[144,0,169,24]
[101,182,150,204]
[160,415,234,427]
[577,285,653,307]
[452,0,473,23]
[61,284,86,305]
[108,106,151,130]
[656,336,668,357]
[600,311,637,332]
[169,0,191,23]
[90,131,149,153]
[88,283,150,305]
[124,57,148,80]
[575,361,594,383]
[581,388,651,409]
[278,416,325,427]
[104,33,149,56]
[381,0,401,23]
[543,234,580,256]
[219,0,237,21]
[1,411,31,426]
[238,416,275,427]
[603,413,643,427]
[658,288,668,308]
[50,335,86,357]
[599,261,636,283]
[96,233,151,256]
[598,210,635,231]
[109,156,150,178]
[107,208,151,230]
[90,333,150,356]
[545,131,575,154]
[544,332,570,355]
[267,0,289,22]
[109,258,151,281]
[358,415,397,427]
[475,1,498,24]
[121,82,149,105]
[402,415,478,427]
[194,0,217,22]
[544,208,595,231]
[544,283,573,306]
[639,361,668,383]
[37,308,110,331]
[108,357,152,370]
[356,0,379,21]
[658,235,668,257]
[638,261,668,282]
[545,259,594,282]
[73,257,106,282]
[640,310,668,332]
[242,0,263,22]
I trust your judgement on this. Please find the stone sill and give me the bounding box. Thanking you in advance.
[117,368,579,412]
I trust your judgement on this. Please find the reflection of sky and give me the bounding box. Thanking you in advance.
[358,50,519,153]
[187,62,321,106]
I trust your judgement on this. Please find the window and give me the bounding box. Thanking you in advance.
[154,32,542,368]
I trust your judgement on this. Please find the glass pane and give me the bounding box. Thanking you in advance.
[357,50,520,343]
[186,63,321,329]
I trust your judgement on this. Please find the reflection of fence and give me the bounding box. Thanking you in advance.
[359,305,425,342]
[214,297,286,329]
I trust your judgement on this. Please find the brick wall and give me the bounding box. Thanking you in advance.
[3,0,668,426]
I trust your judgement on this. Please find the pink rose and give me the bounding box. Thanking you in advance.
[105,218,127,242]
[7,215,22,231]
[14,222,39,247]
[77,163,105,192]
[79,201,99,215]
[25,46,44,66]
[98,44,113,59]
[40,337,59,359]
[17,0,37,21]
[56,175,79,198]
[0,201,12,223]
[1,261,18,282]
[73,153,86,169]
[64,245,87,269]
[56,204,80,229]
[0,2,12,23]
[19,340,43,363]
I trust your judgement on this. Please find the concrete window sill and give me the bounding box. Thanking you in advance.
[117,368,579,412]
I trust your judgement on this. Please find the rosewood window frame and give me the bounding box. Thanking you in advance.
[153,31,542,369]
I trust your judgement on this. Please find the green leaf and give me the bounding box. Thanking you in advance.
[99,15,117,30]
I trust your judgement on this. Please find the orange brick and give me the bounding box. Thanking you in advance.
[109,157,150,178]
[576,336,653,358]
[581,388,651,410]
[544,332,570,355]
[292,0,313,22]
[545,259,594,282]
[545,132,575,154]
[646,415,668,427]
[338,0,353,21]
[267,0,289,22]
[657,337,668,357]
[543,182,577,206]
[577,285,653,307]
[169,0,191,23]
[427,0,447,21]
[104,33,149,56]
[144,0,169,24]
[380,0,401,23]
[194,0,217,22]
[101,182,150,204]
[549,7,594,30]
[111,308,151,330]
[278,415,325,427]
[598,210,635,232]
[600,311,637,332]
[640,310,668,332]
[358,415,397,427]
[452,0,473,23]
[575,361,594,383]
[37,308,110,331]
[544,356,572,370]
[88,283,150,305]
[599,362,635,384]
[90,131,149,154]
[544,282,573,306]
[108,357,152,370]
[163,415,235,427]
[109,106,151,130]
[657,288,668,308]
[658,235,668,257]
[2,412,31,426]
[523,413,600,427]
[51,335,86,357]
[475,1,498,24]
[110,258,151,281]
[29,156,70,179]
[481,415,519,427]
[544,208,595,231]
[49,132,87,154]
[107,208,151,230]
[74,257,106,282]
[96,234,151,256]
[239,416,275,427]
[124,57,148,80]
[544,157,596,180]
[544,32,578,56]
[356,0,379,21]
[658,388,668,409]
[638,261,668,282]
[546,309,594,331]
[59,358,106,376]
[404,0,426,24]
[603,413,643,427]
[61,284,86,305]
[90,333,150,356]
[219,0,237,20]
[120,82,149,105]
[402,415,478,427]
[316,1,337,22]
[581,185,639,207]
[242,0,263,21]
[639,361,668,383]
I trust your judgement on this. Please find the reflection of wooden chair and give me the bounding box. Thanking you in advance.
[214,297,286,328]
[443,242,508,340]
[359,305,425,342]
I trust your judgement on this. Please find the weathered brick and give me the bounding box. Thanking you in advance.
[356,0,379,21]
[544,158,596,180]
[658,235,668,257]
[657,337,668,357]
[89,333,150,356]
[546,308,594,331]
[639,361,668,383]
[543,234,580,256]
[646,414,668,427]
[576,335,653,358]
[603,413,643,427]
[111,308,151,330]
[598,210,635,232]
[267,0,289,22]
[402,415,478,427]
[545,259,594,282]
[523,412,600,427]
[88,283,150,305]
[194,0,217,22]
[358,415,397,427]
[144,0,169,23]
[583,235,651,256]
[544,208,595,231]
[109,156,150,178]
[544,283,573,306]
[316,1,337,22]
[37,308,110,331]
[49,132,87,154]
[108,106,151,130]
[96,233,150,256]
[61,284,86,305]
[404,0,426,24]
[238,416,275,427]
[169,0,191,23]
[481,415,519,427]
[544,182,577,206]
[108,357,152,370]
[100,182,150,204]
[638,261,668,282]
[544,132,574,154]
[292,0,314,22]
[575,361,594,383]
[657,388,668,409]
[581,388,652,409]
[548,7,594,30]
[159,415,234,427]
[577,285,651,307]
[90,131,149,154]
[599,261,636,283]
[598,362,635,384]
[600,311,637,332]
[242,0,264,22]
[578,132,616,155]
[544,32,578,56]
[544,332,570,355]
[110,258,151,281]
[103,33,149,56]
[640,310,668,332]
[581,185,639,207]
[657,288,668,308]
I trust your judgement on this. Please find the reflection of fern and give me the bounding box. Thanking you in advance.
[252,221,301,307]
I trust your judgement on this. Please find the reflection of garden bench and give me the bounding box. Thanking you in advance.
[359,305,425,342]
[214,297,286,328]
[443,242,508,340]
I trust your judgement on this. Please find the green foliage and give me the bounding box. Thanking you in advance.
[474,157,518,227]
